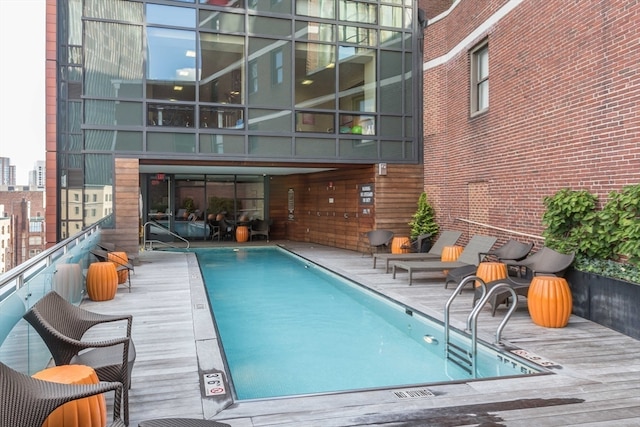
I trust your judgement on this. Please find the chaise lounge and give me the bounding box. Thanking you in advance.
[373,230,463,272]
[391,235,498,285]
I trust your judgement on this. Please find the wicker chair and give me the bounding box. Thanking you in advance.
[364,229,394,255]
[139,419,231,427]
[0,361,125,427]
[23,290,135,426]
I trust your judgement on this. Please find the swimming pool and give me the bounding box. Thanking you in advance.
[197,247,544,400]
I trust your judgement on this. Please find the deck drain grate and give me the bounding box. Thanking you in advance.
[392,388,435,399]
[510,349,559,367]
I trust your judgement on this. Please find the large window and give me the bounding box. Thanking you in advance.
[471,42,489,115]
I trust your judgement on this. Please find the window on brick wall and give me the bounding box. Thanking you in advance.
[470,42,489,115]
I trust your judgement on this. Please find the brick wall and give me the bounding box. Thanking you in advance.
[423,0,640,246]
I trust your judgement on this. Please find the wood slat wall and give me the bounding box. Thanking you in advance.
[270,164,423,252]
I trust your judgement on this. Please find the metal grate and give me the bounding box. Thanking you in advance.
[392,388,435,399]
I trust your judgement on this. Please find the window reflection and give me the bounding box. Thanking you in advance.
[148,104,196,127]
[147,27,196,101]
[296,0,335,18]
[338,46,376,112]
[295,112,334,133]
[146,4,195,27]
[199,33,244,104]
[200,106,244,129]
[295,42,336,109]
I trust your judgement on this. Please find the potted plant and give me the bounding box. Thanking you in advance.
[408,192,439,252]
[542,184,640,338]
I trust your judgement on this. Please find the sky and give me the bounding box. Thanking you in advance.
[0,0,46,185]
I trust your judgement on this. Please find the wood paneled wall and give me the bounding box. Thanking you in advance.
[269,164,423,252]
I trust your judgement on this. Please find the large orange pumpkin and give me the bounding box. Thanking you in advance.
[33,365,107,427]
[527,276,572,327]
[86,262,118,301]
[391,237,411,254]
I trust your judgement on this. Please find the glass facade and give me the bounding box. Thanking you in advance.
[56,0,421,237]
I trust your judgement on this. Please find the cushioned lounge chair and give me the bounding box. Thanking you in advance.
[373,230,463,272]
[480,247,575,316]
[444,239,534,289]
[391,235,498,285]
[1,361,125,427]
[23,290,135,426]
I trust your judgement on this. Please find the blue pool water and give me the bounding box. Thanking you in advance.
[197,247,541,400]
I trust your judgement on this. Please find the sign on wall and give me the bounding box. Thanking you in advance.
[359,183,374,215]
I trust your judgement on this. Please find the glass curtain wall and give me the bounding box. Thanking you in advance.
[145,174,266,242]
[57,0,418,239]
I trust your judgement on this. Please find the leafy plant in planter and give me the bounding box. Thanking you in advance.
[408,192,439,243]
[542,184,640,284]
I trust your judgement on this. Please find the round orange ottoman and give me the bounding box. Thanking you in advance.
[33,364,107,427]
[86,262,118,301]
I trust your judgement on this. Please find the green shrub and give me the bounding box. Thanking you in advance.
[542,184,640,282]
[408,192,439,240]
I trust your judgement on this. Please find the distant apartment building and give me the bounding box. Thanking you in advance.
[29,161,46,190]
[0,158,15,187]
[0,192,46,271]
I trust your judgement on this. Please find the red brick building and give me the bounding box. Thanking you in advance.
[421,0,640,244]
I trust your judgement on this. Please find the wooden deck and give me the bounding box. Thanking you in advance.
[80,242,640,426]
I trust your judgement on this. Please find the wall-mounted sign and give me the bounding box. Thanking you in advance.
[359,183,374,205]
[287,188,295,220]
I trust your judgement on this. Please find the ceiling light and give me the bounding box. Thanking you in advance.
[185,50,196,57]
[301,79,313,85]
[174,86,183,91]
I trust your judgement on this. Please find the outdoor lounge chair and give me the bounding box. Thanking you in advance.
[391,235,498,285]
[480,247,575,316]
[1,361,125,427]
[444,239,534,289]
[364,229,394,255]
[138,419,231,427]
[23,290,135,426]
[373,230,463,272]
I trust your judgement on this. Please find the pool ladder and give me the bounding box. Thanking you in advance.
[443,275,518,376]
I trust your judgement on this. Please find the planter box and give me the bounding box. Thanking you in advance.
[566,268,640,340]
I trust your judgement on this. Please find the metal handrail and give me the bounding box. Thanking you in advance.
[142,221,189,250]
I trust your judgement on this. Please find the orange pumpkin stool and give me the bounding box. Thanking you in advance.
[528,276,573,328]
[475,262,508,288]
[107,251,129,285]
[236,225,249,242]
[391,237,411,254]
[86,262,118,301]
[441,245,463,274]
[33,365,107,427]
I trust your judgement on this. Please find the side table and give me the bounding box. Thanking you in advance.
[32,364,107,427]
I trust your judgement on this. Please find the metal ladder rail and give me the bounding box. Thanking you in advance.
[466,283,519,375]
[143,221,190,250]
[444,275,486,373]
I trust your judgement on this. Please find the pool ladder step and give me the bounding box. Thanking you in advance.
[443,276,519,377]
[445,342,473,375]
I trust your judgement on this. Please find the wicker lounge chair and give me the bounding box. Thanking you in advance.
[373,230,463,272]
[391,235,498,285]
[249,218,270,241]
[444,239,534,288]
[139,419,231,427]
[1,361,125,427]
[480,247,575,316]
[22,290,135,426]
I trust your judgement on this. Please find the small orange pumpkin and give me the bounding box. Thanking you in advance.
[527,276,572,328]
[86,262,118,301]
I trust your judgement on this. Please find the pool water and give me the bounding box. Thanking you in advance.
[197,247,542,400]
